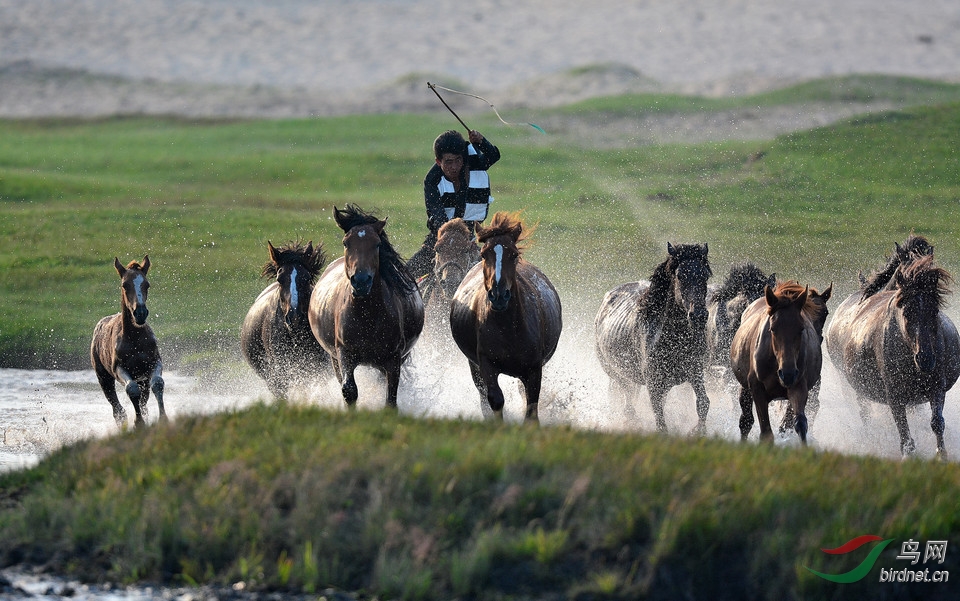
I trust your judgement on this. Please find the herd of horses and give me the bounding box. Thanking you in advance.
[91,209,960,459]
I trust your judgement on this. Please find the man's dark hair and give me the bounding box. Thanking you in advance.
[433,130,467,160]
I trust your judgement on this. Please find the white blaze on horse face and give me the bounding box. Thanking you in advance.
[494,244,504,283]
[358,229,366,238]
[289,267,299,310]
[133,274,146,304]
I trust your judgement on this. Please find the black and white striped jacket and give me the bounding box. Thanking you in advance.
[422,138,501,234]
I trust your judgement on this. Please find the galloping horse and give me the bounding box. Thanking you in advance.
[826,254,960,458]
[309,205,424,408]
[420,218,480,329]
[90,256,165,429]
[449,211,562,422]
[706,262,776,370]
[859,233,934,300]
[240,240,329,398]
[730,281,830,445]
[595,243,713,435]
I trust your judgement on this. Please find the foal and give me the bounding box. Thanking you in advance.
[90,256,166,428]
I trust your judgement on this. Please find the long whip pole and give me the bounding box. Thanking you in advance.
[426,82,545,134]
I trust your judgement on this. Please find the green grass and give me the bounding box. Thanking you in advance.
[1,407,958,600]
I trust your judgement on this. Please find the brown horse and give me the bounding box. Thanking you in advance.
[240,240,329,398]
[420,218,480,329]
[308,205,424,408]
[90,256,166,429]
[826,254,960,458]
[449,212,562,422]
[595,243,712,435]
[730,281,830,444]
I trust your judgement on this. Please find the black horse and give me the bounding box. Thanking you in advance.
[595,243,713,435]
[706,262,776,371]
[240,240,329,398]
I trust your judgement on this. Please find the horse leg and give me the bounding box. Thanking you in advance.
[128,381,146,428]
[479,359,505,421]
[338,354,359,407]
[520,369,542,424]
[749,383,773,443]
[738,386,754,441]
[889,401,916,457]
[690,377,710,436]
[149,362,166,423]
[930,392,947,460]
[647,383,669,433]
[96,370,127,428]
[468,361,493,419]
[383,356,402,411]
[788,389,809,445]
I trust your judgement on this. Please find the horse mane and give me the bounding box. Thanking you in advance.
[433,217,476,249]
[334,204,418,293]
[709,262,771,304]
[897,254,952,309]
[769,280,828,322]
[476,211,535,252]
[124,260,146,271]
[860,233,934,300]
[639,243,711,316]
[261,240,327,282]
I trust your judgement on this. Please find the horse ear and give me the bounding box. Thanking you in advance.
[668,242,676,256]
[268,240,279,263]
[333,206,348,232]
[795,286,809,308]
[374,220,387,235]
[141,255,150,275]
[764,285,777,307]
[305,240,314,256]
[820,283,833,302]
[509,223,523,243]
[114,257,125,277]
[702,242,708,255]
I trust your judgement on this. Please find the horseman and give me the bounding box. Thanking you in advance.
[406,129,500,281]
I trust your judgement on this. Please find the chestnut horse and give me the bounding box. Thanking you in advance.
[240,240,329,398]
[309,205,424,408]
[90,256,165,429]
[420,218,480,330]
[730,281,830,445]
[826,254,960,458]
[595,243,712,435]
[449,212,562,422]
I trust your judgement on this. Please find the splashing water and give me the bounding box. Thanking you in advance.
[2,303,959,472]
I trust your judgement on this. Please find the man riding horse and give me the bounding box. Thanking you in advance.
[406,129,500,281]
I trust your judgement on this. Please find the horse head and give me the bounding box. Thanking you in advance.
[477,212,528,312]
[764,283,811,388]
[266,240,325,329]
[894,255,950,373]
[115,255,151,326]
[710,262,775,358]
[434,218,480,300]
[334,206,385,298]
[668,242,712,333]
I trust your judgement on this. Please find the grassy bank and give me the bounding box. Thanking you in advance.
[2,75,960,369]
[1,406,958,600]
